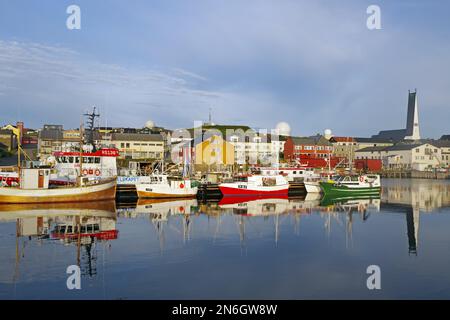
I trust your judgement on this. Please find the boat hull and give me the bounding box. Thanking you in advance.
[0,178,117,204]
[319,181,381,197]
[136,185,198,199]
[219,185,289,197]
[304,181,321,193]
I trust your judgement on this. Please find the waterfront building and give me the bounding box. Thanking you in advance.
[111,133,164,160]
[194,134,235,172]
[355,142,442,170]
[435,139,450,168]
[330,136,394,166]
[372,90,421,141]
[284,135,334,166]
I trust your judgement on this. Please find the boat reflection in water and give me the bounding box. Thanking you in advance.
[0,200,118,281]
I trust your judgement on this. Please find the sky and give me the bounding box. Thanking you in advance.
[0,0,449,138]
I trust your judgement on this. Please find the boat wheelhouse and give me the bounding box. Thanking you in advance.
[50,148,119,183]
[253,166,319,182]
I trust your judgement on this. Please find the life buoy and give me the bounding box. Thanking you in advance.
[82,169,88,175]
[179,206,185,213]
[88,169,94,175]
[95,169,101,176]
[179,182,185,189]
[359,176,365,183]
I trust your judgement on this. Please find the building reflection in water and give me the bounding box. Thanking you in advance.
[0,200,118,282]
[382,179,450,255]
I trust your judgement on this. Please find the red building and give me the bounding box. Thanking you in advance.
[284,135,341,168]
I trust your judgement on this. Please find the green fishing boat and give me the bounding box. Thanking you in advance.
[319,174,381,197]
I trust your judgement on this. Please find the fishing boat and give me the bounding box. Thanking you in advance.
[0,167,117,204]
[219,174,289,197]
[0,122,117,204]
[319,174,381,197]
[135,174,198,199]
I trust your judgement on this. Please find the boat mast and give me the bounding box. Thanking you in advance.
[79,118,84,187]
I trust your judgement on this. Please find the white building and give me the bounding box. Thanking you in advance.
[111,133,164,160]
[355,143,442,171]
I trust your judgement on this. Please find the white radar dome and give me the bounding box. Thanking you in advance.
[324,129,333,139]
[145,120,155,129]
[275,122,291,136]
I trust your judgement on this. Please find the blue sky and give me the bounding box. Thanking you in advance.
[0,0,449,138]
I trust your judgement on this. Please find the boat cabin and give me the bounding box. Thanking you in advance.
[20,168,51,190]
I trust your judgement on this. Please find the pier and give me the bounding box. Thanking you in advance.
[381,169,449,179]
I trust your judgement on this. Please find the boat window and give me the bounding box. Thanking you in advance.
[87,224,93,233]
[67,226,73,233]
[80,226,86,233]
[262,177,276,186]
[351,176,359,181]
[68,157,74,163]
[343,176,351,182]
[75,157,79,163]
[293,171,297,174]
[94,224,100,232]
[59,225,66,233]
[94,157,100,164]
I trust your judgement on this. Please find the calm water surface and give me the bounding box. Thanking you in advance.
[1,178,450,299]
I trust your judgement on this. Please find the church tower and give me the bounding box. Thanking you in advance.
[404,89,421,140]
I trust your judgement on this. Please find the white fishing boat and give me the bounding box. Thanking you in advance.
[136,174,198,199]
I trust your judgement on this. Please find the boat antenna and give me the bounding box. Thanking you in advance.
[83,106,100,151]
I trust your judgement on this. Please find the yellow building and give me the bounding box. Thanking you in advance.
[194,135,235,171]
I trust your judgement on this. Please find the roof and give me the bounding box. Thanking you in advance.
[432,140,450,148]
[440,135,450,141]
[354,137,394,144]
[384,144,429,151]
[290,135,331,146]
[111,133,163,142]
[330,136,355,143]
[371,129,406,142]
[355,146,388,153]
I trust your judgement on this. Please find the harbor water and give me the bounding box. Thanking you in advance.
[0,178,449,299]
